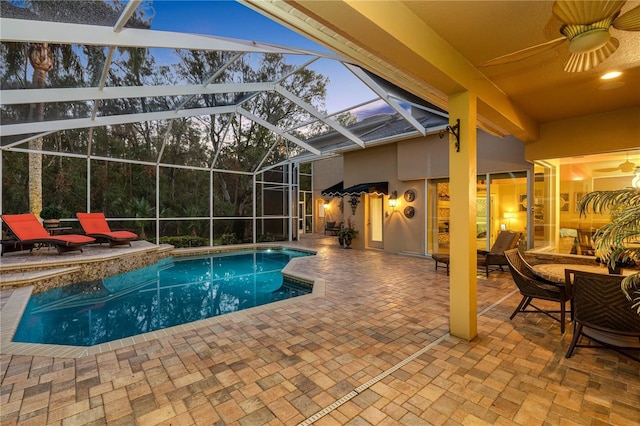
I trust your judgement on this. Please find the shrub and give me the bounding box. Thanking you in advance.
[157,235,209,248]
[220,233,239,245]
[40,205,64,219]
[257,233,287,242]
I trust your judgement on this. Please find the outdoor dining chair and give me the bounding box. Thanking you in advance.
[504,248,573,333]
[564,269,640,362]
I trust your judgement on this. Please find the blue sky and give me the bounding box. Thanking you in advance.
[148,0,381,115]
[150,0,327,52]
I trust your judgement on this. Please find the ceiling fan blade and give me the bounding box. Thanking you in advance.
[553,0,625,25]
[613,4,640,30]
[564,37,619,72]
[594,166,622,172]
[478,37,566,67]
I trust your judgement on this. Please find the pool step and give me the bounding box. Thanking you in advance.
[0,267,82,291]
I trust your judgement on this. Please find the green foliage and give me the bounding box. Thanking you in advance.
[128,197,153,239]
[40,205,64,219]
[578,188,640,313]
[338,227,358,239]
[220,233,239,245]
[157,235,209,248]
[257,233,285,242]
[338,218,358,239]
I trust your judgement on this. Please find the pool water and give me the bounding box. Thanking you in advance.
[13,249,312,346]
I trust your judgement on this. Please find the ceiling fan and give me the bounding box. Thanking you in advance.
[594,155,637,173]
[479,0,640,72]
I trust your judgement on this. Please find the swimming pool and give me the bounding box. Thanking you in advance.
[13,248,313,346]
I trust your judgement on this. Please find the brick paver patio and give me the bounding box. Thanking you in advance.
[1,236,638,425]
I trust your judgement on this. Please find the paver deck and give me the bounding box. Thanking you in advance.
[1,235,638,425]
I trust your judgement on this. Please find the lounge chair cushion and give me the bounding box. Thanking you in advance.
[76,213,137,244]
[1,213,95,255]
[3,214,94,245]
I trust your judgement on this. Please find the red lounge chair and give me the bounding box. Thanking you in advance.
[76,212,137,247]
[1,213,95,256]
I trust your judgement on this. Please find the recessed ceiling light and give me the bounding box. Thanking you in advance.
[601,71,622,80]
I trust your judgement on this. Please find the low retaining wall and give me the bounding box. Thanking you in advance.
[0,242,173,293]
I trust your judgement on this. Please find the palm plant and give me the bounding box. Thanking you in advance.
[128,197,153,240]
[578,188,640,313]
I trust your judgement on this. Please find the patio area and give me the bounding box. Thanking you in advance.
[1,236,639,425]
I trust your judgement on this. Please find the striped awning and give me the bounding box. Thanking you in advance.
[321,181,344,197]
[341,182,388,196]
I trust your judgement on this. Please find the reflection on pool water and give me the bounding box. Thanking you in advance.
[13,249,313,346]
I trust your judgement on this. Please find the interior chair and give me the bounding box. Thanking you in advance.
[76,212,137,247]
[576,228,596,256]
[565,269,640,362]
[504,248,573,333]
[1,213,95,255]
[478,231,522,277]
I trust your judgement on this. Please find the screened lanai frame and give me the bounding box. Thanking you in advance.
[0,1,436,245]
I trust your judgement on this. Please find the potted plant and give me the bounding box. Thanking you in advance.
[338,218,358,249]
[40,205,64,228]
[578,188,640,314]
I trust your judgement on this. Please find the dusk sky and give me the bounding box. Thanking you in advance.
[148,0,382,116]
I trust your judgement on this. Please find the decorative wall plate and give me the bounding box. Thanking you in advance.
[404,189,416,202]
[404,206,415,218]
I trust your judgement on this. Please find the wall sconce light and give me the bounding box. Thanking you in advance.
[349,196,360,215]
[503,212,517,230]
[632,167,640,189]
[388,191,398,209]
[323,200,330,210]
[386,191,398,218]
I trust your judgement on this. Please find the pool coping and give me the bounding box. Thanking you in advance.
[0,244,325,358]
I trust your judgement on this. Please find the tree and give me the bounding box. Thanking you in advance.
[1,2,332,244]
[177,51,330,240]
[27,42,52,216]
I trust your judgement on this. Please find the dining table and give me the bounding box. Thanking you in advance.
[531,263,637,284]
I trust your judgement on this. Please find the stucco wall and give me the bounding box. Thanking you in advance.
[342,144,425,253]
[313,130,531,255]
[525,107,640,161]
[398,132,531,180]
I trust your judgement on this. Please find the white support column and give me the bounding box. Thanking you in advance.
[0,150,3,216]
[86,158,91,213]
[448,91,478,341]
[210,169,214,247]
[87,128,93,213]
[289,162,294,242]
[155,165,160,245]
[252,174,257,244]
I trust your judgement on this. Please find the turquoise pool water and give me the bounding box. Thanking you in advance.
[13,248,312,346]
